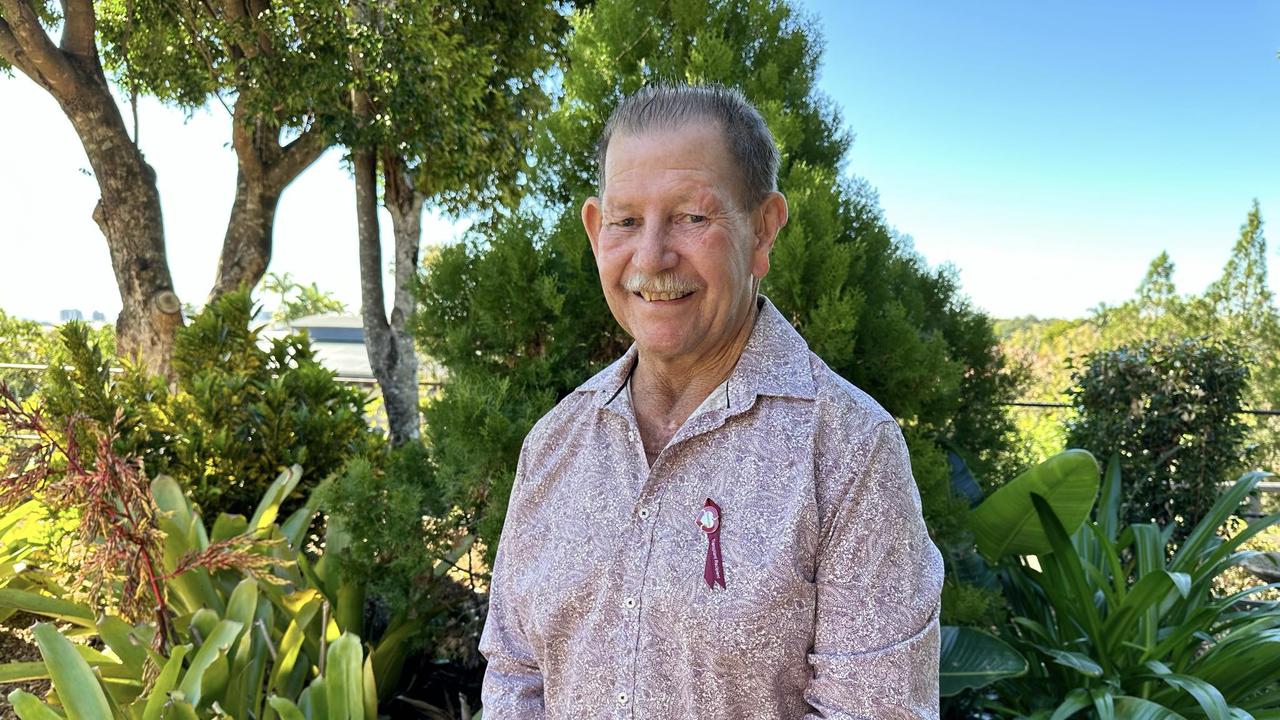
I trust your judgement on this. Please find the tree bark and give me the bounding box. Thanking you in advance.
[212,167,280,298]
[380,151,425,444]
[0,0,181,376]
[209,112,329,300]
[353,148,421,445]
[348,0,419,445]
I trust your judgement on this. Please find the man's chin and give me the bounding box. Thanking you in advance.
[632,333,695,363]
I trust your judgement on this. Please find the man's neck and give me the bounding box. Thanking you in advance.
[630,299,759,437]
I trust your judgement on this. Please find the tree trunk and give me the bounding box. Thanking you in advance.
[74,89,182,376]
[348,0,419,445]
[211,169,280,297]
[0,0,181,376]
[381,152,425,444]
[353,148,421,445]
[209,113,329,301]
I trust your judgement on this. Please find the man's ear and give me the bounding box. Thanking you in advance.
[750,191,789,279]
[582,196,604,257]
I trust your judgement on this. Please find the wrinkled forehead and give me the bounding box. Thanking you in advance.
[601,121,752,209]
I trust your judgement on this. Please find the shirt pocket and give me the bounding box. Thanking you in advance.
[650,493,817,660]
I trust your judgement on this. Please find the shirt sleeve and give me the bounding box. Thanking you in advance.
[803,418,944,720]
[478,443,547,719]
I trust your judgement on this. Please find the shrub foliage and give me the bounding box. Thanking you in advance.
[413,0,1027,592]
[39,290,373,518]
[1066,337,1251,536]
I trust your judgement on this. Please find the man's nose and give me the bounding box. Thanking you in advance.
[633,219,678,273]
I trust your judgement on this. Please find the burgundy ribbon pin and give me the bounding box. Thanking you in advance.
[696,498,726,589]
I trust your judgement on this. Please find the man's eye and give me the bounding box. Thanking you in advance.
[686,214,707,223]
[616,217,637,228]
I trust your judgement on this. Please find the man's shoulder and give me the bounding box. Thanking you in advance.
[520,361,619,455]
[805,352,896,438]
[523,388,597,455]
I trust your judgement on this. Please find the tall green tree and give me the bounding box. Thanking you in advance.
[0,0,182,373]
[1200,201,1280,398]
[96,0,344,300]
[2,0,565,388]
[342,0,566,445]
[414,0,1025,619]
[1010,200,1280,472]
[1095,202,1278,363]
[1,0,349,372]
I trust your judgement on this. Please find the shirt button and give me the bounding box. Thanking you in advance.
[624,597,637,609]
[638,508,650,519]
[617,692,629,704]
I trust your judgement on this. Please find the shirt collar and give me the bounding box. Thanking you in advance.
[576,294,817,410]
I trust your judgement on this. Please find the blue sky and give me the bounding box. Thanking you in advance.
[1,2,1278,323]
[798,0,1280,319]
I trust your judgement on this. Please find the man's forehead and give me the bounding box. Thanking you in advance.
[602,182,726,209]
[599,123,754,211]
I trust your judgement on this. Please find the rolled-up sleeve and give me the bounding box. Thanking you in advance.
[478,445,547,719]
[804,418,944,720]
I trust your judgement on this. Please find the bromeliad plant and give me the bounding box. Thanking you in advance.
[0,466,430,718]
[955,449,1280,718]
[0,386,455,717]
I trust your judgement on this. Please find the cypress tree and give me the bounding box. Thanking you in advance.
[414,0,1022,624]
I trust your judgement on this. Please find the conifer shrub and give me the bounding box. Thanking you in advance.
[412,0,1027,627]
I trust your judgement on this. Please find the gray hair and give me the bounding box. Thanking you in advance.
[595,84,780,209]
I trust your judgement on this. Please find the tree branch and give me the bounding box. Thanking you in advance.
[221,0,257,59]
[0,0,78,95]
[230,103,267,183]
[267,126,330,190]
[58,0,95,58]
[0,14,31,76]
[246,0,273,57]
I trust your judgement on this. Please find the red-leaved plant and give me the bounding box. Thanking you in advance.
[0,382,272,652]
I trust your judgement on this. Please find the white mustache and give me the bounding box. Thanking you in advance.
[624,273,700,295]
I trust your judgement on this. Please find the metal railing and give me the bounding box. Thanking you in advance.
[0,363,444,387]
[1002,400,1280,507]
[0,362,442,440]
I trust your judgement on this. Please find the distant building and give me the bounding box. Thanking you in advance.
[286,314,372,378]
[58,309,83,322]
[91,311,106,322]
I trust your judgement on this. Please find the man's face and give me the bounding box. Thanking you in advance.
[582,122,785,365]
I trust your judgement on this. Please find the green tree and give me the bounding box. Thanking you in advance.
[1201,201,1280,399]
[0,0,182,373]
[0,309,53,401]
[1004,201,1280,475]
[260,272,348,326]
[342,0,567,445]
[1066,338,1251,537]
[1094,202,1280,469]
[3,0,557,381]
[414,0,1025,629]
[96,0,344,301]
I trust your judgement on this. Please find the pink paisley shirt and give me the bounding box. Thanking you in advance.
[479,296,944,719]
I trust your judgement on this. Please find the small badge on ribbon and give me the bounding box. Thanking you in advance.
[696,498,726,589]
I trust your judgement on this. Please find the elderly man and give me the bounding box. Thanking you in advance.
[479,84,943,719]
